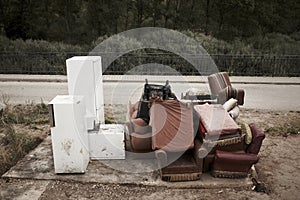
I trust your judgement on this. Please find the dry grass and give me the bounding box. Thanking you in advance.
[239,109,300,137]
[0,103,49,175]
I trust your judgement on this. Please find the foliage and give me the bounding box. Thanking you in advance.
[0,30,299,76]
[247,33,300,55]
[0,0,299,45]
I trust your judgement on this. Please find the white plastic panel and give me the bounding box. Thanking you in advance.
[89,124,125,160]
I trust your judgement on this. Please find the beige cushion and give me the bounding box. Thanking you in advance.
[223,98,238,111]
[240,121,252,145]
[229,106,240,120]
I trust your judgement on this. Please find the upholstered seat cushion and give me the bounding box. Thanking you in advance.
[208,72,232,95]
[194,104,241,139]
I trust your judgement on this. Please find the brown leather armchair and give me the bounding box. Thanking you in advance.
[208,72,245,105]
[126,99,206,181]
[125,101,152,153]
[150,100,205,181]
[193,103,265,177]
[211,123,265,178]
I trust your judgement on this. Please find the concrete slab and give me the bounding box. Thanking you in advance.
[2,136,252,189]
[0,179,50,200]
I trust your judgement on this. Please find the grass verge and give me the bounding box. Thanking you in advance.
[0,103,49,176]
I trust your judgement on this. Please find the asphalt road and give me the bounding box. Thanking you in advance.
[0,81,299,111]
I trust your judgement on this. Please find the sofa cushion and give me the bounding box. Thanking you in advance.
[194,104,241,139]
[132,118,151,134]
[208,72,232,95]
[223,98,238,111]
[228,105,240,120]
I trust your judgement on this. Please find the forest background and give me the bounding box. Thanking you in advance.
[0,0,299,75]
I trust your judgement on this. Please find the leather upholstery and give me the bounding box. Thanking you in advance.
[150,100,194,151]
[126,101,152,153]
[246,123,266,154]
[210,123,265,177]
[213,150,259,173]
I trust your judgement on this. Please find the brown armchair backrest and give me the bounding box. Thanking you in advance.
[150,100,194,152]
[208,72,232,95]
[208,72,245,105]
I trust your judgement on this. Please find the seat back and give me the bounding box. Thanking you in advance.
[150,100,194,152]
[208,72,245,105]
[208,72,232,95]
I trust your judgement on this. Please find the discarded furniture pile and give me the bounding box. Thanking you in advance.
[125,72,265,181]
[49,56,265,182]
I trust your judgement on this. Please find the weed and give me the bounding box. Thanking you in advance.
[0,123,43,175]
[2,103,49,125]
[0,103,49,175]
[0,93,10,105]
[265,120,300,136]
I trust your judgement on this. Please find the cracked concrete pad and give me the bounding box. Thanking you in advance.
[0,179,50,200]
[2,136,252,189]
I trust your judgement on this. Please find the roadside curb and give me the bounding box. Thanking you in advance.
[0,75,300,85]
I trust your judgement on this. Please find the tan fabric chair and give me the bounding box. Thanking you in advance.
[208,72,245,105]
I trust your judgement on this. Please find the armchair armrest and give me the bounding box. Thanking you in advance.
[217,86,245,105]
[236,89,245,105]
[213,150,259,174]
[155,149,168,169]
[246,123,265,154]
[125,121,134,134]
[193,139,208,166]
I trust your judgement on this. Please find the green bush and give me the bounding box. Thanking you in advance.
[247,33,300,55]
[0,31,299,76]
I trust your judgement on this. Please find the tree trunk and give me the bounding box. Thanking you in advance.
[173,0,181,29]
[164,0,171,28]
[137,0,143,27]
[152,0,158,27]
[205,0,210,35]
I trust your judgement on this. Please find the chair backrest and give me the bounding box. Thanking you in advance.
[208,72,232,95]
[150,100,194,152]
[208,72,245,105]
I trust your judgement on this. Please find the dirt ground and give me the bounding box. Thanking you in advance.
[0,108,300,200]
